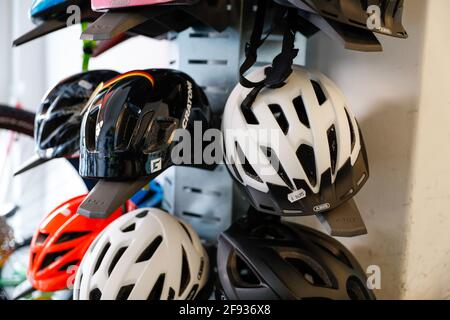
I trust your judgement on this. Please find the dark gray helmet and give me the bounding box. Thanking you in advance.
[217,211,376,300]
[275,0,408,38]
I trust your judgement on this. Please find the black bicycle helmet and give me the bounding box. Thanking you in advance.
[14,70,119,176]
[79,69,210,179]
[76,69,211,218]
[275,0,408,38]
[217,211,376,300]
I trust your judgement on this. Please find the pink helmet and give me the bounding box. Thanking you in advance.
[83,0,231,41]
[92,0,196,11]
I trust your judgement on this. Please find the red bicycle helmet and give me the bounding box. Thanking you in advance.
[28,194,136,292]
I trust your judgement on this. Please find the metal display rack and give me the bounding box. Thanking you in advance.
[162,0,306,242]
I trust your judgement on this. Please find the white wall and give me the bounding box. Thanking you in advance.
[402,0,450,300]
[0,1,12,103]
[305,0,450,299]
[10,0,47,111]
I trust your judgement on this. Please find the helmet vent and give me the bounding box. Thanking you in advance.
[36,232,49,244]
[89,288,102,300]
[136,210,148,218]
[116,284,134,300]
[296,144,317,186]
[58,259,80,272]
[232,253,260,286]
[179,247,191,296]
[121,223,136,233]
[186,284,199,300]
[229,163,243,184]
[312,240,353,269]
[57,124,79,145]
[259,204,275,212]
[167,287,175,300]
[347,276,371,300]
[285,256,330,287]
[321,10,339,19]
[108,247,127,276]
[93,242,111,275]
[311,80,327,105]
[147,274,166,300]
[293,95,310,128]
[115,106,138,151]
[268,104,289,135]
[261,146,294,190]
[135,236,162,263]
[241,105,259,125]
[344,108,356,151]
[179,222,193,243]
[327,125,338,174]
[85,106,100,151]
[40,115,73,148]
[77,272,83,296]
[39,249,71,271]
[55,231,91,244]
[251,225,290,240]
[235,142,262,183]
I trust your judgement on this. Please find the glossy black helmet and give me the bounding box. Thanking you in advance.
[14,70,119,176]
[79,69,211,180]
[217,211,376,300]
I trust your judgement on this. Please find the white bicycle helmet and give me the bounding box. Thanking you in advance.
[222,65,369,216]
[73,208,209,300]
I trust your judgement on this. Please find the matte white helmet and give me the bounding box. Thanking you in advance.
[222,65,369,216]
[73,208,209,300]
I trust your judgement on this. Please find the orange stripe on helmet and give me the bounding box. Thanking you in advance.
[102,70,155,89]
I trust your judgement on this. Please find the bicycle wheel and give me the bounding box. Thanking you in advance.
[0,105,34,137]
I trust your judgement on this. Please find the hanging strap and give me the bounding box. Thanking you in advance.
[239,0,270,89]
[240,2,299,110]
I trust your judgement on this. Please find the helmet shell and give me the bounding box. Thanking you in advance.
[274,0,407,38]
[222,65,369,216]
[28,194,136,292]
[79,69,211,179]
[217,213,376,300]
[35,70,119,160]
[73,208,209,300]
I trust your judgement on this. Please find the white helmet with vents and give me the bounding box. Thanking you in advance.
[222,65,369,216]
[73,208,209,300]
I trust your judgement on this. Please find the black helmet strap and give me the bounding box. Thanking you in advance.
[240,0,299,111]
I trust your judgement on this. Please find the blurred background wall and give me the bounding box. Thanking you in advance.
[305,0,450,299]
[1,0,449,299]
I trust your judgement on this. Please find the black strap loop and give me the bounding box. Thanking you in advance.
[264,9,299,87]
[239,0,286,89]
[240,3,299,111]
